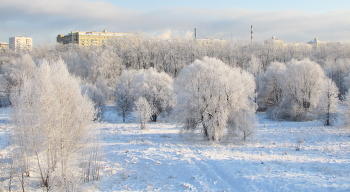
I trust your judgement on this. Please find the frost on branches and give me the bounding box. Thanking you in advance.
[173,57,256,141]
[134,97,153,130]
[133,68,175,122]
[115,69,139,122]
[10,59,98,190]
[258,58,339,123]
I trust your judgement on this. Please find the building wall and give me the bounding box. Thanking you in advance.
[57,30,133,47]
[0,42,9,50]
[9,36,32,52]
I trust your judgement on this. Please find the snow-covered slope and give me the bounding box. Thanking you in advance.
[1,107,350,191]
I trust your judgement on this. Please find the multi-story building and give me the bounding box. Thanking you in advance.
[0,42,9,50]
[307,37,326,49]
[195,38,227,46]
[9,36,32,52]
[57,29,133,47]
[264,36,285,49]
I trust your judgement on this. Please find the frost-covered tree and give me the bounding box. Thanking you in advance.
[133,68,175,122]
[324,58,350,99]
[343,92,350,128]
[246,55,263,103]
[173,57,256,141]
[115,69,139,122]
[10,59,97,190]
[264,58,338,121]
[134,97,153,129]
[81,83,106,107]
[2,54,36,106]
[88,48,124,102]
[257,62,286,111]
[278,59,327,120]
[318,79,339,125]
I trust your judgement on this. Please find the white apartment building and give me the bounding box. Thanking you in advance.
[9,36,32,52]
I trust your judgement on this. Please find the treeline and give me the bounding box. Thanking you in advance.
[2,35,350,190]
[1,36,350,105]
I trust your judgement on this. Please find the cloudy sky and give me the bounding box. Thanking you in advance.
[1,0,350,45]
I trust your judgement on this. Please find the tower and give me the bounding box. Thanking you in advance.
[194,28,197,40]
[251,25,253,45]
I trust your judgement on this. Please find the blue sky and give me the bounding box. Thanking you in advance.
[107,0,350,12]
[1,0,350,45]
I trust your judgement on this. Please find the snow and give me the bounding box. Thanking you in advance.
[1,106,350,191]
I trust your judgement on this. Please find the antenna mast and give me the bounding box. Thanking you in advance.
[251,25,253,45]
[194,28,197,40]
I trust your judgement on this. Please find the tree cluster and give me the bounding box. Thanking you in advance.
[258,58,339,124]
[10,59,99,190]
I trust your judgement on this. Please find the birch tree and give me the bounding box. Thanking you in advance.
[10,59,97,190]
[134,97,153,129]
[115,69,139,122]
[318,79,339,126]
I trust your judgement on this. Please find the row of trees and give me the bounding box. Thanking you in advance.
[3,35,350,190]
[2,35,350,106]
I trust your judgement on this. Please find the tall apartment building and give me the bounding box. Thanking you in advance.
[57,29,133,47]
[9,36,33,52]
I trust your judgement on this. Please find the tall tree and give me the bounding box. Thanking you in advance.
[10,59,97,190]
[115,69,139,122]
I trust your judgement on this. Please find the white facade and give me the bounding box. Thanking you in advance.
[9,36,32,52]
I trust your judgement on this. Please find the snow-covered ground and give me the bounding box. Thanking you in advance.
[1,106,350,191]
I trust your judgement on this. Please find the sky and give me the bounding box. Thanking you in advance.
[1,0,350,45]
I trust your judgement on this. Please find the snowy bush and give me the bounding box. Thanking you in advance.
[173,57,256,141]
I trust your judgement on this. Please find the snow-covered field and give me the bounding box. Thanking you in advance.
[1,106,350,191]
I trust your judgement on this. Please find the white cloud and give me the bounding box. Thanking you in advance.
[1,0,349,44]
